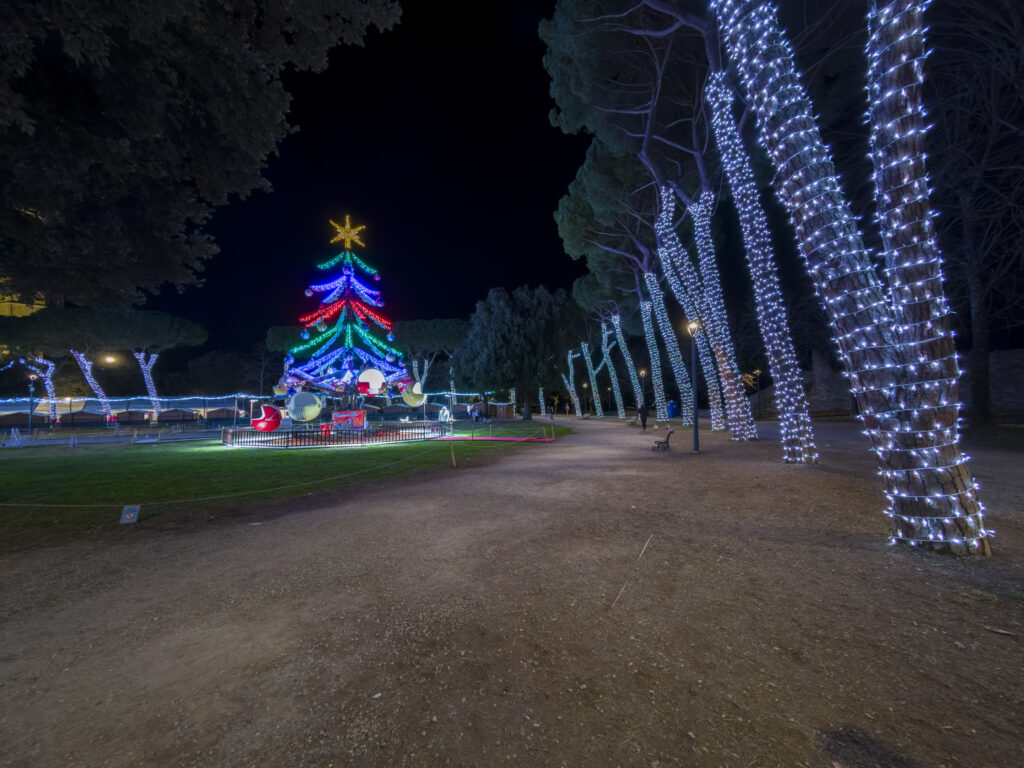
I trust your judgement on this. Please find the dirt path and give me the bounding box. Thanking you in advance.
[1,420,1022,767]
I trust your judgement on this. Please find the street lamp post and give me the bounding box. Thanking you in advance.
[606,386,611,413]
[687,321,700,453]
[582,381,589,415]
[638,368,647,410]
[27,374,37,436]
[752,369,762,419]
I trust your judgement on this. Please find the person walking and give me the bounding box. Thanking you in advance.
[638,404,649,431]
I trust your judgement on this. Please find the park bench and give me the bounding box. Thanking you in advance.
[652,428,674,451]
[626,417,638,427]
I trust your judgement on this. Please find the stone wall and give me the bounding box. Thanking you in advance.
[959,348,1024,413]
[751,348,1024,417]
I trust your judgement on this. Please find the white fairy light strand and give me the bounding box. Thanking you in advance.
[712,0,989,552]
[538,387,546,417]
[639,299,669,421]
[705,73,817,462]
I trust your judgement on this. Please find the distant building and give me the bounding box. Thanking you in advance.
[0,283,45,355]
[0,288,45,318]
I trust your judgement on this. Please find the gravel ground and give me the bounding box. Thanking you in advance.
[1,419,1022,767]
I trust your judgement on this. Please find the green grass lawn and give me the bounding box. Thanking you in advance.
[0,420,571,537]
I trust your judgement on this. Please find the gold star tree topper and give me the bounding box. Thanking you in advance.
[329,215,366,249]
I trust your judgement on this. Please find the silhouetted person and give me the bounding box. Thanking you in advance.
[638,404,648,431]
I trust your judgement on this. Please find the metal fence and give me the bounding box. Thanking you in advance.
[222,421,448,449]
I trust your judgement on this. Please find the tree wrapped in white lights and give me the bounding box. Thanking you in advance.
[22,357,57,422]
[687,191,757,439]
[712,0,989,554]
[561,350,582,417]
[600,321,627,418]
[655,186,746,435]
[653,208,726,431]
[580,341,604,418]
[642,272,693,423]
[705,73,817,463]
[69,350,113,420]
[638,299,669,421]
[610,314,644,410]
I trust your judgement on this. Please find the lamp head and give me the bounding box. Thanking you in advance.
[28,373,38,382]
[103,355,116,363]
[687,321,700,336]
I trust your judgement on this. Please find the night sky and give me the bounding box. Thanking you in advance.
[148,2,589,353]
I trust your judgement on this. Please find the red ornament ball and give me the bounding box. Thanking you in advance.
[252,404,283,432]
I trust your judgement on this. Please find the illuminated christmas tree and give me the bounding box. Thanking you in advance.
[286,216,407,392]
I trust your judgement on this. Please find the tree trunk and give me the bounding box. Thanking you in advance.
[689,192,758,440]
[638,300,669,421]
[705,74,817,462]
[520,384,532,420]
[23,358,57,422]
[611,315,643,411]
[653,191,727,431]
[70,350,113,420]
[561,349,582,417]
[581,342,604,418]
[601,323,627,418]
[866,0,989,553]
[643,273,695,424]
[133,351,162,417]
[714,0,989,554]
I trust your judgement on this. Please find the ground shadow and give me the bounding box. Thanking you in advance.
[819,725,920,768]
